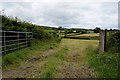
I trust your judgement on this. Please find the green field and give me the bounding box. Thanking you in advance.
[64,33,99,40]
[71,33,99,37]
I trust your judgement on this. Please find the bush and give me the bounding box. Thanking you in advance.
[1,15,60,41]
[107,31,120,53]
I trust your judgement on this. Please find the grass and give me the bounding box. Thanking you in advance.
[66,33,81,36]
[35,47,68,78]
[65,36,99,40]
[2,38,59,69]
[57,33,65,38]
[21,39,99,78]
[74,33,99,37]
[86,46,119,78]
[2,38,99,78]
[65,33,99,40]
[66,33,99,37]
[38,39,99,78]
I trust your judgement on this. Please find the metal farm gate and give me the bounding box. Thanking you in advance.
[0,30,33,55]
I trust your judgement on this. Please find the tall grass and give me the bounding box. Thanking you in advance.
[2,38,59,68]
[86,46,119,78]
[85,31,119,78]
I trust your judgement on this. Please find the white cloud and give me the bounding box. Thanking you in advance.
[0,0,119,29]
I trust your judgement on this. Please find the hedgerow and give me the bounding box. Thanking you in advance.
[1,15,60,41]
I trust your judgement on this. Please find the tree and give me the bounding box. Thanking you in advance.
[64,30,68,37]
[58,26,62,30]
[94,27,101,33]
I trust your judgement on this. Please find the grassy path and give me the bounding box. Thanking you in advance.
[55,39,99,78]
[3,39,99,78]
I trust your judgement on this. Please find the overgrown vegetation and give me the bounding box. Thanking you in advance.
[1,15,62,68]
[86,47,118,78]
[1,15,60,41]
[107,31,120,53]
[86,31,119,78]
[2,38,59,68]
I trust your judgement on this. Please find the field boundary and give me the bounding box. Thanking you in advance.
[99,29,119,53]
[0,30,33,55]
[64,36,99,40]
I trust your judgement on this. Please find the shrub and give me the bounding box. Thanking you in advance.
[107,31,120,53]
[1,15,60,41]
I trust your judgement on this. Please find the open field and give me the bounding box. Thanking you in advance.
[2,39,99,78]
[66,33,81,36]
[65,33,99,40]
[66,33,99,37]
[58,33,99,39]
[72,33,99,37]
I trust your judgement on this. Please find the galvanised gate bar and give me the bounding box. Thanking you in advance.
[0,30,33,55]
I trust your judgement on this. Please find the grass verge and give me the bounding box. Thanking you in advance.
[2,38,59,69]
[86,46,119,78]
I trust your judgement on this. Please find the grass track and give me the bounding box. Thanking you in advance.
[3,38,99,78]
[34,39,99,78]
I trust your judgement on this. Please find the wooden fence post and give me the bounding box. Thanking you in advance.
[104,29,107,51]
[99,30,105,53]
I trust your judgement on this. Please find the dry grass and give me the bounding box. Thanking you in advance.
[71,33,99,37]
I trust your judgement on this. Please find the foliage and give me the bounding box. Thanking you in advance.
[94,27,101,33]
[86,46,118,78]
[107,31,120,53]
[86,32,119,78]
[1,15,60,41]
[2,38,58,68]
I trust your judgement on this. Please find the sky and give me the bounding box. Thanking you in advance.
[0,0,119,29]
